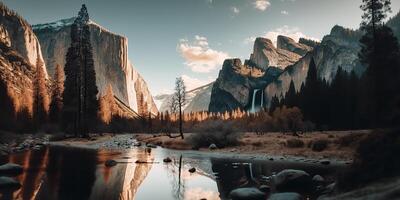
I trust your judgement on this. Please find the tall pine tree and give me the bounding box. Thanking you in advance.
[33,57,49,127]
[63,4,99,137]
[359,0,400,127]
[49,64,64,124]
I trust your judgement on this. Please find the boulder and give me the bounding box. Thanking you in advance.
[105,160,117,167]
[229,187,265,200]
[189,167,196,173]
[312,175,325,183]
[0,177,21,190]
[268,192,302,200]
[274,169,312,191]
[209,144,217,150]
[0,163,23,176]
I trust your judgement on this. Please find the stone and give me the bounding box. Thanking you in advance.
[274,169,312,191]
[163,157,172,163]
[0,177,21,190]
[268,192,302,200]
[312,175,325,183]
[105,160,117,167]
[229,187,265,200]
[0,163,23,176]
[209,144,217,150]
[188,167,196,173]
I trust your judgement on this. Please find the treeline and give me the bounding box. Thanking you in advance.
[145,106,308,135]
[271,24,400,130]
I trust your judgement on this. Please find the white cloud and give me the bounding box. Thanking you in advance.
[244,25,320,47]
[181,75,213,91]
[231,6,240,14]
[253,0,270,11]
[178,36,229,73]
[281,10,289,15]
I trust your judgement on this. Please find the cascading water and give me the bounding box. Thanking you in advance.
[250,89,264,113]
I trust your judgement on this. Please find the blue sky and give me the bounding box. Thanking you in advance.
[3,0,400,95]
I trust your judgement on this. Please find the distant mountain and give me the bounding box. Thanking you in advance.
[33,17,158,115]
[155,82,213,113]
[209,36,310,112]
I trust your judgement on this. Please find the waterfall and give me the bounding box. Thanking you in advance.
[260,90,264,109]
[251,89,259,113]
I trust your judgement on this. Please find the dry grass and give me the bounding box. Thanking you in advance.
[135,130,371,160]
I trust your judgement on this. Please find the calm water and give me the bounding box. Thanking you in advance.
[0,145,345,200]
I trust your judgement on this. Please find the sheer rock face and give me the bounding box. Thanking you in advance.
[0,43,35,95]
[0,3,47,74]
[277,35,313,56]
[155,82,213,113]
[208,59,282,112]
[249,37,302,70]
[264,25,364,106]
[33,18,158,114]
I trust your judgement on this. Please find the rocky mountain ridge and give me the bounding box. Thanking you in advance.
[33,17,158,115]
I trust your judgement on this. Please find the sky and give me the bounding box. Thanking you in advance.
[3,0,400,95]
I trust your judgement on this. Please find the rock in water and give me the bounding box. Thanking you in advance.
[229,187,265,200]
[163,157,172,163]
[209,144,217,150]
[0,177,21,190]
[268,192,302,200]
[312,175,325,184]
[0,163,23,176]
[274,169,312,192]
[188,168,196,173]
[105,160,117,167]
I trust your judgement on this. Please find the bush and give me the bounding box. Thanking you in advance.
[310,139,329,152]
[187,120,243,149]
[336,132,365,147]
[286,138,305,148]
[338,129,400,191]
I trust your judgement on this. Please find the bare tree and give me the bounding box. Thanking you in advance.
[170,77,186,139]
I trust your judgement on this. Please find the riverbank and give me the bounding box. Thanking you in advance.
[135,130,371,161]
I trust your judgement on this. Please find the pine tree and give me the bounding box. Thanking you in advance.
[0,78,15,131]
[269,95,280,114]
[49,64,64,124]
[359,0,400,127]
[62,4,99,137]
[33,58,49,127]
[284,80,297,108]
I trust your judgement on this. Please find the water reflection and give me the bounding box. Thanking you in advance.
[0,146,343,200]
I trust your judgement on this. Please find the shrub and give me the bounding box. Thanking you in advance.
[338,129,400,191]
[187,120,243,149]
[286,138,305,148]
[311,139,329,152]
[336,132,365,147]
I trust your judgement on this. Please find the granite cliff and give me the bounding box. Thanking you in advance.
[33,18,158,115]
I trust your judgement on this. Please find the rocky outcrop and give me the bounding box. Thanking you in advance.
[277,35,313,56]
[209,59,282,112]
[156,82,213,113]
[0,42,35,98]
[249,37,302,70]
[0,3,46,74]
[265,25,364,106]
[33,18,158,115]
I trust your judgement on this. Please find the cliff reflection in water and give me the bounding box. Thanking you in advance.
[1,146,341,200]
